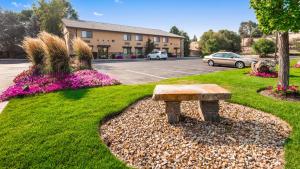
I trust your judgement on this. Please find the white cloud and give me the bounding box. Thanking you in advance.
[114,0,123,4]
[11,2,22,7]
[23,4,31,9]
[11,1,31,8]
[93,12,104,17]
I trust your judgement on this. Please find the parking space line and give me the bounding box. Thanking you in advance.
[150,68,197,75]
[125,70,167,79]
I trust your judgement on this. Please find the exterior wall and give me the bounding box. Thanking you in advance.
[189,41,200,56]
[63,26,182,58]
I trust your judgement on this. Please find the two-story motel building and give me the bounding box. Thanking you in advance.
[62,19,184,59]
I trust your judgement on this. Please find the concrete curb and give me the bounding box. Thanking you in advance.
[93,57,202,63]
[0,101,8,114]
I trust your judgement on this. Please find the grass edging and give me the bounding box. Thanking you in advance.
[0,66,299,168]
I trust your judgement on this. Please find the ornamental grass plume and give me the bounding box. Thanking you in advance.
[38,31,70,74]
[22,37,45,73]
[73,37,93,70]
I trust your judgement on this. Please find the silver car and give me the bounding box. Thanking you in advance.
[203,52,257,68]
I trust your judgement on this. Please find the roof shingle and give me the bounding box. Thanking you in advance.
[62,19,183,38]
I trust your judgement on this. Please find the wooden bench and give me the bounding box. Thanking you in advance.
[152,84,231,123]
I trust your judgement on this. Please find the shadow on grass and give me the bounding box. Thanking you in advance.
[61,88,89,100]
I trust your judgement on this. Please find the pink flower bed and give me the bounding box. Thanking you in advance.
[295,63,300,68]
[250,71,278,78]
[0,69,120,101]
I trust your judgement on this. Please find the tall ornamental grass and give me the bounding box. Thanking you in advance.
[22,37,45,73]
[39,32,70,74]
[73,37,93,70]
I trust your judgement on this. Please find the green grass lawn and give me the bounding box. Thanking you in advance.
[0,60,300,169]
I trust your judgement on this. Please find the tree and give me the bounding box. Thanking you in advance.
[33,0,78,36]
[170,26,191,56]
[199,30,217,54]
[199,29,241,54]
[0,10,26,57]
[218,30,241,52]
[18,9,40,37]
[192,35,198,42]
[250,0,300,90]
[180,31,191,56]
[252,38,276,57]
[145,39,155,55]
[239,20,263,39]
[170,26,180,35]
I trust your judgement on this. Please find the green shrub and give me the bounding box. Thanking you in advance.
[252,38,275,57]
[22,37,45,72]
[39,31,70,74]
[73,38,93,70]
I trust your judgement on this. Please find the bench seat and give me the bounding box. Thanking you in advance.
[152,84,231,123]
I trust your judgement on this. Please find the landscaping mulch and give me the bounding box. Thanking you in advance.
[260,89,300,102]
[100,98,291,169]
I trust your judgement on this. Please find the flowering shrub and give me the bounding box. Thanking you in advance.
[276,85,299,94]
[250,71,278,78]
[250,59,277,78]
[13,66,40,84]
[0,70,120,101]
[115,55,123,59]
[295,61,300,68]
[130,55,137,59]
[266,85,299,95]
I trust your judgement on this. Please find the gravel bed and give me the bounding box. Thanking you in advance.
[100,98,291,169]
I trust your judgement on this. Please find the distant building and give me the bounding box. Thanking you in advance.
[62,19,184,59]
[189,41,200,56]
[241,33,300,54]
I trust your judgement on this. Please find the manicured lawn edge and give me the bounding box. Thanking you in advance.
[0,65,299,168]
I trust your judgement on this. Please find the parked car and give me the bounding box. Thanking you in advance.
[147,51,168,60]
[203,52,257,68]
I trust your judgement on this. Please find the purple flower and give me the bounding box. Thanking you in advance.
[0,70,120,102]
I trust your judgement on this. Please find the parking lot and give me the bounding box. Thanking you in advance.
[0,58,232,93]
[94,58,232,84]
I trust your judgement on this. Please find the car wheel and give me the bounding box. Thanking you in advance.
[235,61,245,69]
[208,60,214,66]
[157,56,160,60]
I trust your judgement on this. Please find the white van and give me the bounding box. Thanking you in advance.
[147,51,168,60]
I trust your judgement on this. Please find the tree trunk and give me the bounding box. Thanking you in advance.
[278,32,290,91]
[275,32,278,61]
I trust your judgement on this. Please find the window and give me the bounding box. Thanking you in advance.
[162,37,169,43]
[135,34,143,41]
[81,31,93,38]
[213,53,224,58]
[154,36,160,42]
[123,47,132,55]
[224,53,234,58]
[123,34,131,41]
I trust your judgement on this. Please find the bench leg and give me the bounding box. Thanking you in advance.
[165,101,181,123]
[198,100,220,122]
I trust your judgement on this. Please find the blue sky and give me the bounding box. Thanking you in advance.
[0,0,257,38]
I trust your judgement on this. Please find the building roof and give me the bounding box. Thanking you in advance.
[62,19,184,38]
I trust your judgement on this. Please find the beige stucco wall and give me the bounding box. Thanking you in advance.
[63,26,183,57]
